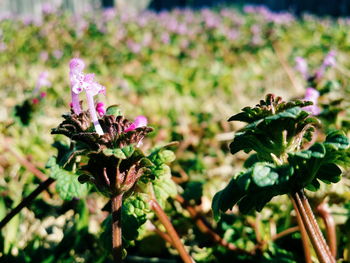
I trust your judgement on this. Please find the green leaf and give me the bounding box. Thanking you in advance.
[152,164,172,179]
[153,179,177,207]
[265,107,303,121]
[103,145,135,159]
[106,105,122,116]
[55,170,89,201]
[316,163,342,184]
[182,181,203,202]
[325,131,350,150]
[157,150,176,163]
[212,172,250,220]
[252,163,279,187]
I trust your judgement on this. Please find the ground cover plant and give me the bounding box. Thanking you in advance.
[2,3,350,263]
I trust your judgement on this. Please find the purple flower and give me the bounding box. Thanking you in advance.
[35,71,51,92]
[315,50,336,80]
[42,3,56,15]
[69,58,105,135]
[322,50,336,68]
[295,57,308,79]
[124,116,148,132]
[96,102,106,117]
[40,51,49,62]
[243,5,256,13]
[103,8,116,21]
[302,88,321,115]
[127,40,142,54]
[161,32,170,44]
[53,50,63,59]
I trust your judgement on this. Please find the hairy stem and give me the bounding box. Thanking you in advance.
[291,191,335,263]
[153,223,175,246]
[317,202,337,257]
[299,191,334,262]
[0,178,55,229]
[290,197,312,263]
[111,194,123,263]
[150,199,193,263]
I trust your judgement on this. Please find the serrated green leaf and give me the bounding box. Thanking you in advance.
[152,164,171,179]
[252,163,279,187]
[157,150,176,163]
[102,145,135,159]
[325,131,350,150]
[55,170,89,200]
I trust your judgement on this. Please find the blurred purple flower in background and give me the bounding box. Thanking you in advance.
[103,8,116,21]
[302,87,321,115]
[295,57,309,79]
[40,51,49,62]
[127,40,142,54]
[161,32,170,44]
[35,71,51,92]
[53,50,63,60]
[42,3,56,15]
[316,50,336,80]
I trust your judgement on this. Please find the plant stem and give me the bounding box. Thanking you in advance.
[153,223,175,246]
[0,177,55,229]
[291,191,335,263]
[290,196,312,263]
[271,226,299,241]
[111,194,123,263]
[149,199,193,263]
[317,201,337,257]
[299,191,335,262]
[175,195,255,255]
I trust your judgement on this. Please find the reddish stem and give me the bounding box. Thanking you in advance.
[150,199,193,263]
[271,226,299,241]
[317,202,337,257]
[0,178,55,229]
[111,194,123,263]
[153,224,175,245]
[4,146,47,182]
[175,195,253,254]
[290,196,312,263]
[292,191,335,263]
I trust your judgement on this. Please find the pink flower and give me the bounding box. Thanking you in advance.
[70,58,85,73]
[69,58,105,135]
[36,71,51,89]
[96,102,106,117]
[295,57,308,79]
[125,116,148,132]
[302,88,321,115]
[323,50,336,68]
[32,98,39,105]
